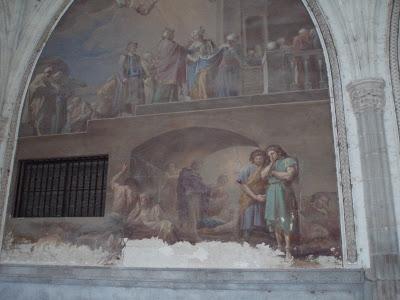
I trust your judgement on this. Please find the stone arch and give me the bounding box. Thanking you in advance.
[302,0,356,263]
[0,0,356,265]
[389,0,400,132]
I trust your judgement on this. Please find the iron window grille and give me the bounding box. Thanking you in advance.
[13,155,108,218]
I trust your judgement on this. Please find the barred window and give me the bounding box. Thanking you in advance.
[13,155,108,218]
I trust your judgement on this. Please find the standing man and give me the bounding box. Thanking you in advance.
[177,160,210,243]
[141,52,156,104]
[119,41,145,114]
[49,71,67,134]
[160,162,180,220]
[237,149,268,240]
[261,145,298,262]
[292,28,312,89]
[153,28,187,103]
[216,33,244,97]
[26,66,54,135]
[186,27,216,99]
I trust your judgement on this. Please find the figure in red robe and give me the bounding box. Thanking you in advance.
[153,28,187,103]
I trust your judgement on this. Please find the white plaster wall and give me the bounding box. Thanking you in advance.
[0,0,399,270]
[316,0,400,267]
[391,2,400,259]
[301,0,365,267]
[0,0,73,247]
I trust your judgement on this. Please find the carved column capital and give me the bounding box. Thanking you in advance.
[346,78,386,113]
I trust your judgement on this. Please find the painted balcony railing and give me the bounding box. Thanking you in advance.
[249,48,328,94]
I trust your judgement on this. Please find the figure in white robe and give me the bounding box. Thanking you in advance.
[141,52,156,104]
[111,163,139,219]
[25,67,54,135]
[64,96,93,133]
[127,193,176,242]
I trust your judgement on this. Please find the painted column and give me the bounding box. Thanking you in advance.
[347,78,400,299]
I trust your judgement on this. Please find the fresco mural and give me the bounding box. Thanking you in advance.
[3,0,342,268]
[19,0,327,137]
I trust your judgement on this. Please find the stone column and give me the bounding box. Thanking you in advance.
[347,78,400,299]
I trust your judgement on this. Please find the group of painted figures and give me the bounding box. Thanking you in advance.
[23,65,88,136]
[110,144,298,262]
[22,25,323,136]
[237,146,298,261]
[116,27,246,113]
[23,27,245,135]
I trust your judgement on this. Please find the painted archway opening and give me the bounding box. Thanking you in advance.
[130,126,259,171]
[2,0,345,268]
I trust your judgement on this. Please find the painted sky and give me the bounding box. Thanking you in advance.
[40,0,217,86]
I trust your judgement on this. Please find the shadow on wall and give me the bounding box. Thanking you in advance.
[130,126,258,182]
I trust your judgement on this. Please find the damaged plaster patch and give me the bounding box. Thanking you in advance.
[1,238,342,268]
[119,238,342,268]
[1,242,109,266]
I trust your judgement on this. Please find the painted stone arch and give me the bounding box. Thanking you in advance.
[1,0,357,268]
